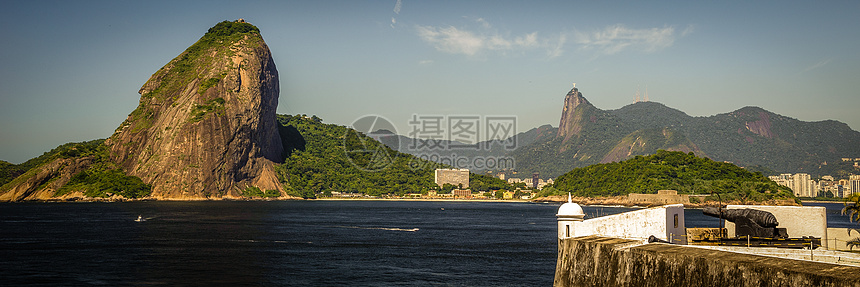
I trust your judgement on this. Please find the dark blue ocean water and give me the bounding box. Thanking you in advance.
[0,201,855,286]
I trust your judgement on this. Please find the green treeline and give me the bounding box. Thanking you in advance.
[57,166,151,199]
[204,20,260,38]
[0,161,17,187]
[274,114,436,199]
[548,150,795,201]
[241,186,279,198]
[274,114,520,199]
[470,173,526,191]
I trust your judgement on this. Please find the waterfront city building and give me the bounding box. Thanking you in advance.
[434,169,470,188]
[851,180,860,198]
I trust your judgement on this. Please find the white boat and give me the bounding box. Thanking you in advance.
[135,215,144,222]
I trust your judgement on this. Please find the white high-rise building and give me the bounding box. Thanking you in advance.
[769,174,793,190]
[434,169,470,188]
[791,173,814,197]
[789,173,817,197]
[772,173,817,197]
[851,180,860,198]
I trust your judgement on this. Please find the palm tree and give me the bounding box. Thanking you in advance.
[842,193,860,222]
[847,233,860,251]
[842,194,860,250]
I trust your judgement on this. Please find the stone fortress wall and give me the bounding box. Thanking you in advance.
[554,197,860,286]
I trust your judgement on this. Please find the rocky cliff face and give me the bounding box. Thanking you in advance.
[599,128,704,164]
[557,87,591,144]
[107,20,286,199]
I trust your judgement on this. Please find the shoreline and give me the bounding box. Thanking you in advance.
[3,195,804,207]
[313,197,525,203]
[532,195,801,208]
[2,196,533,203]
[801,199,847,203]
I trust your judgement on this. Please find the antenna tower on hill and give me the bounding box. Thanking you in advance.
[644,85,649,102]
[635,85,641,103]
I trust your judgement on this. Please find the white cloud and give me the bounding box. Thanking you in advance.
[488,35,511,50]
[418,60,434,65]
[391,0,402,28]
[417,26,485,56]
[515,32,539,48]
[576,24,677,55]
[802,58,833,73]
[681,24,695,37]
[416,22,559,57]
[416,21,684,58]
[546,34,566,59]
[475,17,491,29]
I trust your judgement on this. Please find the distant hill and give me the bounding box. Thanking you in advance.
[512,87,860,178]
[0,139,152,201]
[0,160,25,187]
[546,150,796,202]
[0,141,107,187]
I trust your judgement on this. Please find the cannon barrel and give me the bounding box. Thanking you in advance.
[702,207,779,228]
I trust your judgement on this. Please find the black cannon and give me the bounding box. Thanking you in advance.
[702,207,788,238]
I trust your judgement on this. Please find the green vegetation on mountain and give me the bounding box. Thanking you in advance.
[545,150,795,202]
[0,160,16,186]
[0,140,104,186]
[188,97,226,122]
[241,186,280,198]
[45,140,151,199]
[56,165,151,199]
[684,107,860,177]
[274,114,520,199]
[141,20,260,102]
[0,140,104,193]
[0,140,106,188]
[0,140,151,199]
[117,21,263,140]
[470,173,526,191]
[274,114,431,199]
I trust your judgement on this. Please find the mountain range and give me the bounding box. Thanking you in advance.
[387,87,860,179]
[513,87,860,178]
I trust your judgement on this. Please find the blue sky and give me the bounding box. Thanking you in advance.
[1,0,858,163]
